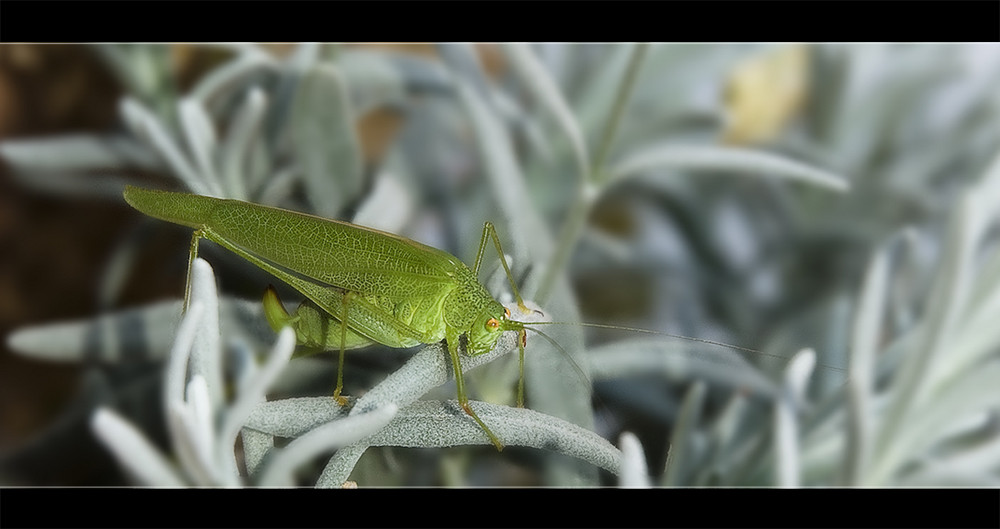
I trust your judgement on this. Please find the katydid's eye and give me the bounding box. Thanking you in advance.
[504,307,510,318]
[486,318,500,330]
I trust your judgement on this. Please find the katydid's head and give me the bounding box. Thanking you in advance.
[466,301,525,356]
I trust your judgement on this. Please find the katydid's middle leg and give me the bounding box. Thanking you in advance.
[517,329,526,408]
[473,222,538,409]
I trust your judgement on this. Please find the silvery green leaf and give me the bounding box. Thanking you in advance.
[383,51,453,95]
[265,43,319,156]
[178,98,223,196]
[188,258,223,410]
[219,328,295,454]
[436,43,492,100]
[0,133,161,200]
[454,77,551,279]
[920,429,1000,481]
[662,381,706,486]
[316,444,368,488]
[120,97,211,196]
[695,392,749,485]
[220,87,267,200]
[876,191,981,463]
[97,222,151,309]
[899,464,1000,487]
[965,211,1000,320]
[0,134,160,174]
[230,338,259,397]
[973,149,1000,231]
[533,43,570,88]
[775,348,815,487]
[587,337,777,398]
[574,44,639,147]
[265,357,336,396]
[334,400,619,472]
[948,292,1000,385]
[843,242,891,485]
[7,301,183,363]
[351,171,413,234]
[618,432,651,488]
[338,48,408,114]
[503,43,590,181]
[349,328,520,415]
[588,42,649,179]
[92,44,176,117]
[257,164,299,206]
[3,170,137,201]
[162,300,204,483]
[91,408,184,487]
[6,298,271,365]
[291,64,364,219]
[612,144,849,192]
[179,375,218,483]
[189,49,274,108]
[167,398,214,486]
[520,287,595,485]
[245,397,349,437]
[823,45,908,171]
[867,363,1000,485]
[91,44,156,100]
[285,42,321,70]
[241,427,273,477]
[602,44,740,153]
[258,404,398,487]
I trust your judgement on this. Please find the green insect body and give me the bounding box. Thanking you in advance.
[123,185,528,451]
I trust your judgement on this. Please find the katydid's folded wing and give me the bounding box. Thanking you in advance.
[124,186,451,347]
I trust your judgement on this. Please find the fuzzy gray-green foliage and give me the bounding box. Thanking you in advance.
[4,43,1000,486]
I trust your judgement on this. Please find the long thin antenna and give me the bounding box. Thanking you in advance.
[522,326,594,397]
[523,321,847,375]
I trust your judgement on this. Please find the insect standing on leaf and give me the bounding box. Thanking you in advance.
[123,185,539,451]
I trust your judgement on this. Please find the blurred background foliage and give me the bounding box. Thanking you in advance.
[1,43,1000,486]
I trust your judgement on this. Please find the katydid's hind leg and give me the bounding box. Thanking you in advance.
[446,331,504,451]
[184,229,205,313]
[333,291,358,406]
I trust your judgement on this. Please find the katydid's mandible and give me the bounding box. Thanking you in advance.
[123,185,533,451]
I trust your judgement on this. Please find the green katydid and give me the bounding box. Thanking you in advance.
[122,185,844,453]
[123,185,536,451]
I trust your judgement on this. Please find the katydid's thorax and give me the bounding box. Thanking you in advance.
[443,267,507,356]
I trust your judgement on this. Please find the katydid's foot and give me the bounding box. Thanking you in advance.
[461,402,504,451]
[333,389,349,407]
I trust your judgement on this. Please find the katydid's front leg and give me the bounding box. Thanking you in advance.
[473,222,530,315]
[446,327,504,451]
[472,222,531,407]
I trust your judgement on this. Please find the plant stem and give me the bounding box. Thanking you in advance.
[535,43,649,304]
[592,43,649,186]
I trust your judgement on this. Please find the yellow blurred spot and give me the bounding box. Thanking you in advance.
[341,480,358,488]
[723,45,809,145]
